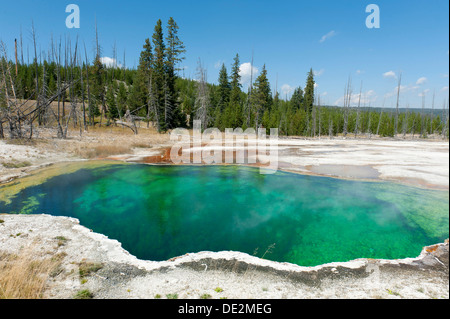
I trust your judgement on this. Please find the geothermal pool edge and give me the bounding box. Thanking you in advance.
[0,214,448,299]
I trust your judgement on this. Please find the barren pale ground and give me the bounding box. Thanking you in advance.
[0,127,448,299]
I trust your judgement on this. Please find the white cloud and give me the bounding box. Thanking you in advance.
[384,84,420,99]
[416,77,427,85]
[418,89,430,97]
[239,62,259,87]
[334,90,377,106]
[319,30,336,43]
[383,70,396,79]
[100,56,121,68]
[314,83,319,89]
[313,69,325,77]
[441,86,449,92]
[281,84,294,97]
[356,70,364,75]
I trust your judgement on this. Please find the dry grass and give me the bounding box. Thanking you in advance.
[73,145,132,159]
[1,160,32,169]
[0,246,65,299]
[66,125,172,159]
[131,142,152,148]
[4,138,39,146]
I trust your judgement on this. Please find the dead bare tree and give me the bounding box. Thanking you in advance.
[430,90,435,135]
[343,76,352,137]
[421,94,425,138]
[31,22,42,127]
[328,116,333,139]
[0,30,80,141]
[443,99,449,139]
[147,71,158,130]
[402,103,409,138]
[312,105,316,138]
[79,48,87,131]
[164,74,173,129]
[83,43,93,126]
[194,58,210,130]
[0,40,21,139]
[14,39,18,76]
[246,50,254,128]
[376,99,385,137]
[394,72,402,137]
[317,94,321,138]
[355,81,362,138]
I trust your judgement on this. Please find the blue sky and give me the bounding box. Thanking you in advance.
[0,0,448,108]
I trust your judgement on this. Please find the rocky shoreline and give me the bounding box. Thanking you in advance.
[0,214,448,299]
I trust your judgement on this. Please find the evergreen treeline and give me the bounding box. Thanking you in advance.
[1,18,448,138]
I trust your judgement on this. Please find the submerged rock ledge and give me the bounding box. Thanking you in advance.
[0,214,448,299]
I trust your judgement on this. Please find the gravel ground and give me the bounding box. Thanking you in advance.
[0,214,448,299]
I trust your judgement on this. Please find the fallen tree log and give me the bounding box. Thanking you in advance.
[115,120,138,135]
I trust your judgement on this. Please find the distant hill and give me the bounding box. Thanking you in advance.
[321,105,448,116]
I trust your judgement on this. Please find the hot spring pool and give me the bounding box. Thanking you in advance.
[0,163,448,266]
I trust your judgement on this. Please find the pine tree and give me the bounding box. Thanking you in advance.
[90,55,104,118]
[229,54,242,105]
[227,54,243,128]
[127,69,147,116]
[106,83,118,120]
[165,17,186,129]
[151,19,167,131]
[217,63,231,111]
[290,87,303,110]
[251,64,272,128]
[303,68,315,114]
[165,17,186,73]
[116,82,127,118]
[139,38,153,75]
[137,38,153,122]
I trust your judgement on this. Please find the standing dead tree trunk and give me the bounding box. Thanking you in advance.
[80,49,87,131]
[31,22,44,127]
[394,72,402,137]
[317,95,321,138]
[402,104,409,138]
[14,39,18,76]
[343,76,352,137]
[421,95,425,138]
[376,99,385,137]
[0,41,21,139]
[367,107,372,139]
[355,81,362,138]
[442,99,449,139]
[246,50,254,128]
[84,43,93,127]
[430,90,435,135]
[147,71,159,131]
[164,74,173,129]
[194,58,209,130]
[328,116,333,139]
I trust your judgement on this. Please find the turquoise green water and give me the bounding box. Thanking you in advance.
[0,164,448,266]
